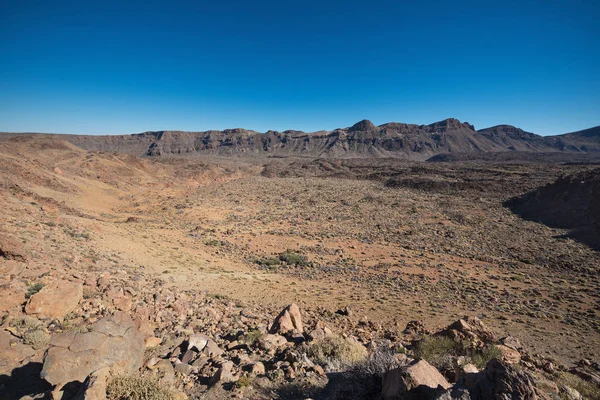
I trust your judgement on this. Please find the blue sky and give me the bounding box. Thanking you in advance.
[1,0,598,135]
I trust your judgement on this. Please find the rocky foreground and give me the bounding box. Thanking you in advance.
[1,239,599,400]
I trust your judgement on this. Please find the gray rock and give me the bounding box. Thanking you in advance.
[41,312,144,386]
[435,386,471,400]
[469,359,541,400]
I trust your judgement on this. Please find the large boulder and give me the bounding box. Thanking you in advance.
[468,359,541,400]
[382,359,452,400]
[25,280,83,320]
[270,303,303,334]
[41,312,145,387]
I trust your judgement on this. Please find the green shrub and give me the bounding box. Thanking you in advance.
[241,329,262,345]
[414,336,459,365]
[471,345,503,369]
[255,257,281,267]
[107,373,175,400]
[26,283,44,298]
[236,374,254,388]
[278,250,307,266]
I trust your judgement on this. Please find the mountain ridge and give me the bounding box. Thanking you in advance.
[2,118,599,160]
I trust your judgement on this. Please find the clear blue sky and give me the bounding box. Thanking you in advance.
[1,0,598,135]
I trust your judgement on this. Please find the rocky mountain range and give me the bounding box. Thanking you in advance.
[6,118,600,160]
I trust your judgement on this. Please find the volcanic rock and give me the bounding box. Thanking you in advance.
[25,280,83,320]
[40,312,144,386]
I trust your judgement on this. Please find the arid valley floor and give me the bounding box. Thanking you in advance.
[1,135,599,399]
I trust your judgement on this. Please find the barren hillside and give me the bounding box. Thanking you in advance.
[1,135,599,399]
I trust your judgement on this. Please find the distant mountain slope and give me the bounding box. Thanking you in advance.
[547,126,600,152]
[3,119,600,160]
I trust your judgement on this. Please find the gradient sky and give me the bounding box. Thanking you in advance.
[1,0,598,135]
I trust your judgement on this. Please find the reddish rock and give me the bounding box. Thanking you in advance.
[25,280,83,320]
[496,344,521,364]
[382,359,451,399]
[77,366,110,400]
[0,289,26,312]
[145,336,162,348]
[440,317,495,346]
[257,334,288,353]
[270,303,303,334]
[0,234,26,261]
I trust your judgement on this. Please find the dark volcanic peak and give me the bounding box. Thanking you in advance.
[348,119,377,132]
[427,118,475,132]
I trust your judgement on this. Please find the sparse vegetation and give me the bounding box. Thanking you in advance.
[236,374,255,389]
[306,335,367,371]
[278,250,308,266]
[23,328,50,350]
[241,329,262,345]
[352,345,405,378]
[107,373,176,400]
[60,319,90,333]
[414,336,459,365]
[556,372,600,400]
[26,282,44,298]
[204,239,222,247]
[63,226,91,240]
[11,315,43,330]
[255,257,281,267]
[471,345,503,369]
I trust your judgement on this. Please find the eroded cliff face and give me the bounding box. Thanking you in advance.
[43,118,600,159]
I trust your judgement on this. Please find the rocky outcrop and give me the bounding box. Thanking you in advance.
[40,312,145,387]
[438,316,495,347]
[468,359,541,400]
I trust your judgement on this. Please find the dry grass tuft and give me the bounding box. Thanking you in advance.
[471,345,503,369]
[307,335,367,371]
[557,372,600,400]
[23,328,50,350]
[107,373,176,400]
[413,336,458,365]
